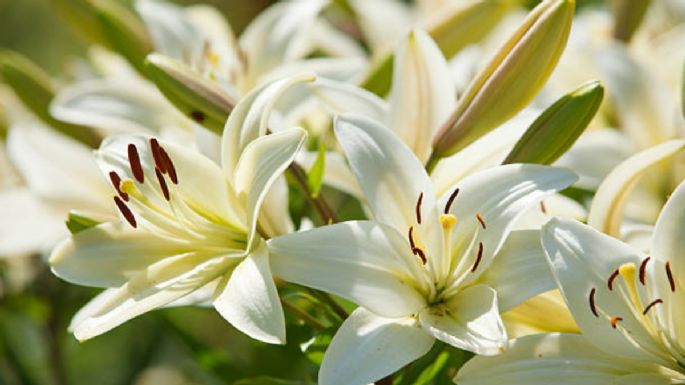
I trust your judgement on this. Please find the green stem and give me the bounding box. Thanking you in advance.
[307,289,348,320]
[425,153,440,174]
[281,299,327,331]
[287,161,337,224]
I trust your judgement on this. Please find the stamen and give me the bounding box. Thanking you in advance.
[108,171,129,201]
[539,201,547,214]
[155,168,170,201]
[158,146,178,184]
[475,213,486,230]
[408,226,416,249]
[666,261,676,292]
[415,192,423,224]
[642,299,663,315]
[114,196,136,228]
[412,247,427,265]
[149,138,164,172]
[589,288,599,317]
[471,242,483,273]
[127,144,145,183]
[444,188,459,214]
[608,269,620,290]
[610,316,623,329]
[639,257,651,285]
[439,214,457,230]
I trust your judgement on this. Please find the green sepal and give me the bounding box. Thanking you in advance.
[503,80,604,165]
[65,211,101,235]
[144,54,235,134]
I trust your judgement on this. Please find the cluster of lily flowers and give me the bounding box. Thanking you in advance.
[1,0,685,384]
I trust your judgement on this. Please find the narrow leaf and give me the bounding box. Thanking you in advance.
[307,142,326,199]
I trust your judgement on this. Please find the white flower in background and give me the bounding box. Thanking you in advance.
[456,178,685,385]
[48,75,310,342]
[268,114,577,385]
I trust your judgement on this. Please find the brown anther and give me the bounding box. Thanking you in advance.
[108,171,128,201]
[408,226,417,249]
[666,261,676,292]
[471,242,484,273]
[610,316,623,329]
[412,247,427,265]
[114,196,136,228]
[539,201,548,214]
[149,138,164,172]
[127,144,145,183]
[415,192,423,224]
[639,257,651,285]
[475,213,486,230]
[608,269,620,291]
[155,168,170,201]
[158,146,178,184]
[642,299,663,315]
[444,188,459,214]
[589,288,599,317]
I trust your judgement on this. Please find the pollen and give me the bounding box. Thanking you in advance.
[439,214,457,229]
[610,316,623,329]
[475,213,486,230]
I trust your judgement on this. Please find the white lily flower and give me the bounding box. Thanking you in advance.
[457,179,685,384]
[48,75,311,343]
[268,114,577,385]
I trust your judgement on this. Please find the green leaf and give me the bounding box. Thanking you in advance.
[306,142,326,199]
[432,0,575,157]
[0,51,100,147]
[90,0,153,74]
[144,54,235,134]
[503,80,604,165]
[611,0,651,43]
[65,211,101,235]
[52,0,110,47]
[299,329,335,366]
[360,0,516,97]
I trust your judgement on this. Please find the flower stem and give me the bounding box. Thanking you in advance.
[281,299,327,331]
[287,161,337,224]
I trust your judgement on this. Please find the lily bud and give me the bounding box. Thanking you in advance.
[504,80,604,165]
[144,54,235,134]
[90,0,153,73]
[0,51,100,147]
[432,0,575,158]
[611,0,651,43]
[361,0,515,97]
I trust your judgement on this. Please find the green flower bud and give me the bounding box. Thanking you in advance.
[144,54,235,134]
[503,80,604,165]
[432,0,575,158]
[611,0,651,43]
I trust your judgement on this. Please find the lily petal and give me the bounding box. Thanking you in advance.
[651,179,685,279]
[308,78,389,123]
[213,242,285,344]
[440,164,577,284]
[419,284,507,355]
[50,223,188,287]
[234,128,306,248]
[334,114,444,276]
[269,221,427,318]
[502,290,578,338]
[477,229,555,312]
[50,79,187,135]
[455,333,672,385]
[389,29,454,164]
[319,307,434,385]
[221,73,315,182]
[587,140,685,237]
[69,253,234,341]
[542,218,672,364]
